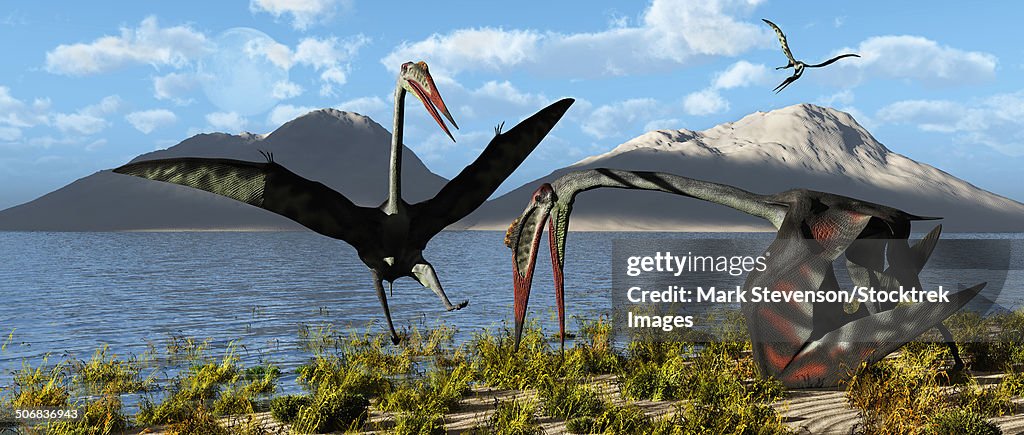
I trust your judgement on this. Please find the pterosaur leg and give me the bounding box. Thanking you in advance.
[372,269,401,344]
[412,261,469,311]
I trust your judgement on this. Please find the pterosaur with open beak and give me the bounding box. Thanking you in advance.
[506,168,982,387]
[763,19,860,93]
[113,60,574,344]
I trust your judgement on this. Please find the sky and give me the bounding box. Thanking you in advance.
[1,0,1023,210]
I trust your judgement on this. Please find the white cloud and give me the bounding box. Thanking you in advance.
[45,16,209,76]
[833,35,997,86]
[126,109,177,134]
[581,98,662,139]
[684,89,728,115]
[712,60,769,89]
[290,35,369,96]
[0,126,21,141]
[381,0,769,78]
[53,95,123,135]
[470,81,547,107]
[267,104,316,126]
[293,36,364,69]
[875,93,1024,155]
[153,72,198,105]
[53,113,107,135]
[336,96,388,116]
[816,89,855,107]
[383,28,541,75]
[643,118,682,131]
[205,111,248,133]
[642,0,766,59]
[0,86,50,128]
[271,81,303,99]
[249,0,352,30]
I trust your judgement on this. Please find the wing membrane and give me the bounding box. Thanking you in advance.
[113,157,382,246]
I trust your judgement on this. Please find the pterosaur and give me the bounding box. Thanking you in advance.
[113,60,574,344]
[505,168,983,387]
[763,18,860,93]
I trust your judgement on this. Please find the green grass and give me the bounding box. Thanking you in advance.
[73,345,150,394]
[5,315,1024,434]
[477,398,541,435]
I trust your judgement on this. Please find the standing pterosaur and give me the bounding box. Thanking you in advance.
[113,60,574,344]
[762,18,860,93]
[505,168,983,387]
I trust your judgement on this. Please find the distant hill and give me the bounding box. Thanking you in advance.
[0,109,449,231]
[2,104,1021,232]
[460,104,1024,232]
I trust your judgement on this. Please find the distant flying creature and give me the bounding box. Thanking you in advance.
[114,60,574,344]
[763,18,860,93]
[506,168,981,387]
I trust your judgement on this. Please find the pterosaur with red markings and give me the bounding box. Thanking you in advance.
[505,168,982,387]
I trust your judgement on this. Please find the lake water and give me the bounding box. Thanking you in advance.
[1,230,1022,397]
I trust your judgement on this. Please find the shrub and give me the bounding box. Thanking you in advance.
[923,408,1002,435]
[291,390,368,434]
[269,394,311,424]
[483,399,541,435]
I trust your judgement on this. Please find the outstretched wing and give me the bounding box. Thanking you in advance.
[763,19,795,64]
[805,53,859,68]
[113,157,383,247]
[408,98,574,245]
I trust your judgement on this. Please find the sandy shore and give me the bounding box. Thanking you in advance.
[133,372,1024,434]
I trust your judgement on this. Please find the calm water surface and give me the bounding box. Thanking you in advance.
[1,231,1022,398]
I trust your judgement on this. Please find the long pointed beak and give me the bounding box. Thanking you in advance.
[548,215,566,351]
[407,75,459,142]
[512,208,550,351]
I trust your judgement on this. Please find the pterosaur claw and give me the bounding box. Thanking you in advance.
[412,261,466,312]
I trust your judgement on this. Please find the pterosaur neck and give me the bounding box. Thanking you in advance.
[386,86,406,215]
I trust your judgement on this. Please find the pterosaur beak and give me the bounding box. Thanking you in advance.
[407,72,459,142]
[511,206,549,351]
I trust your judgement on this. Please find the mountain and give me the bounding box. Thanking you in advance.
[0,109,449,231]
[460,104,1024,232]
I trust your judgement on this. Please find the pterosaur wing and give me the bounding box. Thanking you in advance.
[805,53,860,68]
[113,157,382,247]
[763,19,796,64]
[409,98,574,245]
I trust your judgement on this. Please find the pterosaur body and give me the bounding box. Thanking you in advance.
[763,19,860,93]
[113,61,574,344]
[506,168,982,387]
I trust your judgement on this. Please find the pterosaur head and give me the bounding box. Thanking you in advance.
[400,61,459,142]
[505,183,566,350]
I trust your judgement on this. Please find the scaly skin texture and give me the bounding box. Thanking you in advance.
[508,168,981,388]
[113,61,574,345]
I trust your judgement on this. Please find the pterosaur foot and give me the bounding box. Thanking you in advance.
[773,76,797,93]
[412,261,467,311]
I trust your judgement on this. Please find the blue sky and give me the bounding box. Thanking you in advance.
[1,0,1022,210]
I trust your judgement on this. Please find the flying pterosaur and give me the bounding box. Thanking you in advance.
[505,168,983,387]
[113,60,574,344]
[763,18,860,93]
